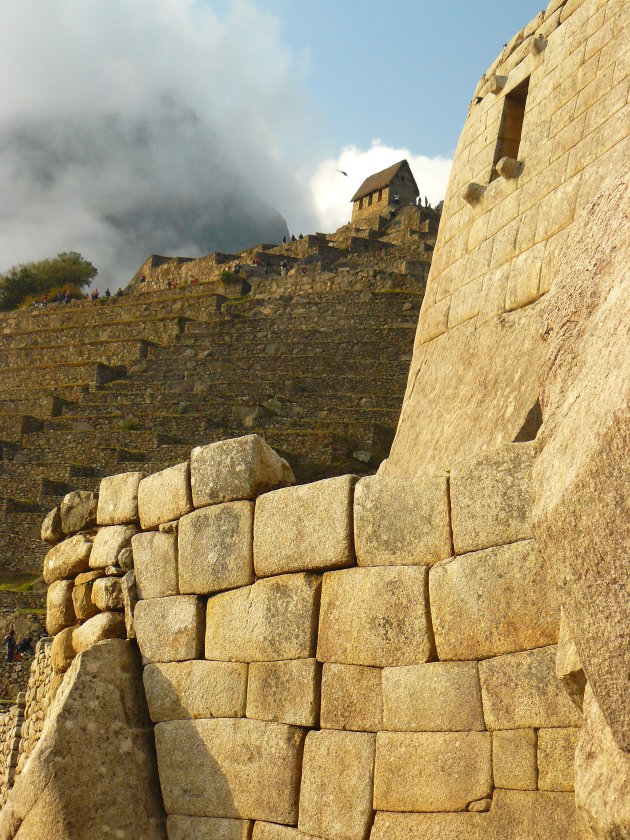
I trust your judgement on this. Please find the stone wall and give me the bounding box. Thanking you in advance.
[0,703,21,809]
[387,0,630,475]
[19,433,593,837]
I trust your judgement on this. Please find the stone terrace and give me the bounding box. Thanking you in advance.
[0,206,438,581]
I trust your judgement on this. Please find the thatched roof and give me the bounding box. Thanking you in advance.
[351,160,417,202]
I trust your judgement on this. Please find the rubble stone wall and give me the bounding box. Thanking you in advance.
[24,433,593,838]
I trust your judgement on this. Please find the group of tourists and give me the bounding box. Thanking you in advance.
[4,627,42,663]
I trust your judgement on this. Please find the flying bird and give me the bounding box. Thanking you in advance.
[337,169,349,176]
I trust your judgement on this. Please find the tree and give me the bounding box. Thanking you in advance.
[0,252,98,310]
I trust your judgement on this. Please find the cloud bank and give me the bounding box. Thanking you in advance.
[309,141,452,232]
[0,1,453,287]
[0,0,316,284]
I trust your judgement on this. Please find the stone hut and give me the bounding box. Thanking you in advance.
[351,160,419,227]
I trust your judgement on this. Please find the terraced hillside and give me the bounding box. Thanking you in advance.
[0,205,438,597]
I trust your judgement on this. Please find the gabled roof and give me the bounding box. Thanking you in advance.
[351,159,417,202]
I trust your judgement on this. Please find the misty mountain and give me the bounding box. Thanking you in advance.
[0,95,289,284]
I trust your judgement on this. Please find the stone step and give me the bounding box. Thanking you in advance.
[0,339,152,369]
[0,315,188,349]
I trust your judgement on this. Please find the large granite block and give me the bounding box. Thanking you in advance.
[138,462,193,529]
[320,663,382,732]
[317,566,433,667]
[205,573,321,662]
[143,661,247,721]
[493,729,538,790]
[190,434,294,507]
[252,824,318,839]
[382,662,484,731]
[132,531,178,600]
[46,579,76,635]
[72,612,127,653]
[43,534,92,584]
[354,473,451,566]
[450,443,534,554]
[155,718,305,823]
[246,659,320,727]
[253,476,356,577]
[178,502,254,595]
[479,646,583,729]
[97,471,142,525]
[60,489,98,535]
[429,540,559,659]
[298,730,375,840]
[538,727,579,791]
[374,731,492,812]
[135,596,204,663]
[89,524,138,569]
[167,815,252,840]
[370,811,488,840]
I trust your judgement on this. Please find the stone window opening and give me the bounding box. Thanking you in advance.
[490,76,530,182]
[378,189,383,203]
[513,397,542,442]
[368,193,373,206]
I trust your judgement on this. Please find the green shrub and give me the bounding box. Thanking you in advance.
[0,252,97,310]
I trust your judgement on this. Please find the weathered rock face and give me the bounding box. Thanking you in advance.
[575,686,630,839]
[0,640,166,840]
[533,172,630,753]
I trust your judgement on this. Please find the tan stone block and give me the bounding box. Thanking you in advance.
[97,471,142,525]
[89,524,138,569]
[490,217,520,269]
[155,718,304,823]
[479,646,583,729]
[92,576,123,611]
[491,788,591,839]
[71,577,99,622]
[468,237,495,279]
[143,660,247,721]
[167,816,252,840]
[252,823,318,840]
[43,534,92,585]
[190,434,294,507]
[493,729,538,790]
[374,731,492,812]
[430,540,559,660]
[539,228,569,295]
[72,611,127,653]
[246,659,320,727]
[179,502,254,594]
[205,573,321,662]
[138,461,193,529]
[320,663,382,732]
[450,443,534,554]
[60,489,98,535]
[354,473,451,568]
[317,566,433,667]
[467,212,489,251]
[538,727,579,791]
[382,662,484,731]
[135,595,204,663]
[370,811,488,840]
[46,579,76,635]
[417,295,450,344]
[536,174,582,241]
[505,242,546,311]
[447,276,482,328]
[254,476,355,578]
[41,506,62,545]
[298,730,375,840]
[131,531,178,600]
[50,626,77,674]
[477,263,509,325]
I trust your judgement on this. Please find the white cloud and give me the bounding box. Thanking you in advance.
[308,140,452,232]
[0,0,319,283]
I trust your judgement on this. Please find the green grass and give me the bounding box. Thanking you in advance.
[0,573,44,593]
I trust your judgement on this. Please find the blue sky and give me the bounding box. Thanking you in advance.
[253,0,546,158]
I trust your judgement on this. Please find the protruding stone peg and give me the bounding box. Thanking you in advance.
[496,157,523,180]
[489,75,507,95]
[530,35,547,55]
[463,182,486,205]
